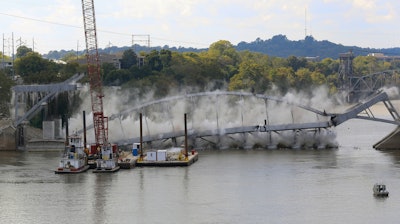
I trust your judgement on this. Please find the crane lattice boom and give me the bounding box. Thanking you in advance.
[81,0,108,147]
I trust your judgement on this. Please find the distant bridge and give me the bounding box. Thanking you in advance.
[12,73,83,126]
[338,52,400,102]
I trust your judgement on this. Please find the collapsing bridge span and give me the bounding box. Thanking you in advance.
[111,91,399,149]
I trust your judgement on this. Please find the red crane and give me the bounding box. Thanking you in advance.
[81,0,108,149]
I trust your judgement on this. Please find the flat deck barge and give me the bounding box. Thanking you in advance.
[136,152,199,167]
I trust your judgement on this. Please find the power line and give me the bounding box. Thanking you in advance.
[0,12,81,29]
[0,11,209,48]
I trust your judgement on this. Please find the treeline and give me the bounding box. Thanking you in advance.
[8,40,400,98]
[2,40,400,127]
[44,35,400,61]
[97,40,400,98]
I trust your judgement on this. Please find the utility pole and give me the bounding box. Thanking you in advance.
[32,37,35,52]
[76,40,79,60]
[132,34,150,51]
[305,8,307,37]
[12,32,14,77]
[2,34,4,70]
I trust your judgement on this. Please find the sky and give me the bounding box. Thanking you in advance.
[0,0,399,55]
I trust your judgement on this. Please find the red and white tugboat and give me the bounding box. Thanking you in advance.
[55,132,90,174]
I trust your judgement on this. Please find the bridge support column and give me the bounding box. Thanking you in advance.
[172,137,177,147]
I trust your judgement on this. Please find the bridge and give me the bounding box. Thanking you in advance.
[12,73,84,126]
[70,90,400,150]
[338,51,400,102]
[11,72,400,150]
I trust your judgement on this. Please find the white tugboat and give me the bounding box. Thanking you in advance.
[55,132,90,174]
[373,183,389,197]
[92,144,120,173]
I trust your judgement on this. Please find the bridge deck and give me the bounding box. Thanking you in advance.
[373,126,400,150]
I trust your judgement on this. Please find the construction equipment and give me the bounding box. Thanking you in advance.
[81,0,119,172]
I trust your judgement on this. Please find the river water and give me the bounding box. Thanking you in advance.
[1,118,400,224]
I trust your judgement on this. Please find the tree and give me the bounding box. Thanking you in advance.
[353,56,380,75]
[14,52,65,84]
[0,70,14,116]
[120,49,137,69]
[159,49,172,69]
[294,68,312,89]
[102,62,118,85]
[16,46,33,58]
[14,52,47,77]
[104,69,132,86]
[61,52,78,62]
[146,50,163,71]
[269,67,295,93]
[207,40,241,80]
[228,60,268,93]
[286,55,307,71]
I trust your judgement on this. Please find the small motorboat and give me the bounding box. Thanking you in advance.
[373,183,389,197]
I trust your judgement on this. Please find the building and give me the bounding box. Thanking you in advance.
[367,53,400,61]
[0,61,13,69]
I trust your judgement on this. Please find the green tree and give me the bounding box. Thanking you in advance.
[159,49,172,69]
[269,67,295,93]
[61,62,80,76]
[102,62,118,85]
[14,52,64,84]
[120,49,137,69]
[353,56,380,76]
[16,45,33,58]
[228,60,268,93]
[61,52,78,62]
[105,69,132,86]
[207,40,240,80]
[0,70,14,116]
[146,50,163,71]
[286,55,307,71]
[294,68,312,89]
[315,58,339,77]
[14,52,48,77]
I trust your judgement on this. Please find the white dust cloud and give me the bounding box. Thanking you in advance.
[67,85,340,149]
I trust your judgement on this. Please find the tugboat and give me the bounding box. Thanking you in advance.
[92,143,120,173]
[373,183,389,197]
[55,132,90,174]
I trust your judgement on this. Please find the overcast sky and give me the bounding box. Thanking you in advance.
[0,0,399,54]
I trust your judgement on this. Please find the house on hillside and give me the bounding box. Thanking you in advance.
[0,61,13,69]
[368,53,400,62]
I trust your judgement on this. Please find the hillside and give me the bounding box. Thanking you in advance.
[236,35,400,59]
[44,34,400,60]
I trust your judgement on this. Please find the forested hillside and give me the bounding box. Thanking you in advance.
[45,35,400,60]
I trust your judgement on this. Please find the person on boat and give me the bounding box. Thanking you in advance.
[84,147,89,155]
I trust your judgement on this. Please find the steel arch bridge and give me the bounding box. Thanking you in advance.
[76,91,400,150]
